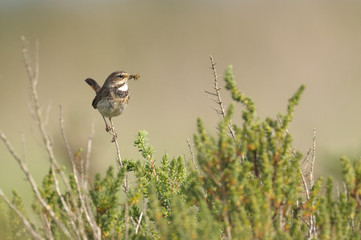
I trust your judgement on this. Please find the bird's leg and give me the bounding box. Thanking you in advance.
[109,118,118,142]
[102,116,112,132]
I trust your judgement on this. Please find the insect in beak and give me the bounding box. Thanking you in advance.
[130,74,140,80]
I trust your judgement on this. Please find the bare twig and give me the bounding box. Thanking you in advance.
[207,55,236,141]
[310,129,316,187]
[0,189,44,240]
[84,192,101,239]
[21,133,26,163]
[299,129,317,240]
[82,123,101,240]
[59,105,74,162]
[79,188,101,239]
[308,129,317,238]
[280,113,317,238]
[34,39,39,83]
[222,207,232,240]
[186,138,198,172]
[108,122,131,239]
[300,129,316,177]
[336,182,340,199]
[59,106,81,196]
[21,36,77,238]
[204,90,217,96]
[40,209,53,240]
[149,155,158,178]
[300,173,310,200]
[108,118,123,168]
[43,100,52,126]
[299,216,311,228]
[130,217,137,227]
[85,122,95,179]
[59,106,100,239]
[51,163,82,238]
[113,136,123,168]
[22,37,73,194]
[301,148,313,169]
[0,36,103,239]
[143,197,149,232]
[124,175,129,240]
[135,212,143,234]
[0,131,72,238]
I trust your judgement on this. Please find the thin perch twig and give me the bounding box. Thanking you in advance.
[109,123,131,240]
[108,118,123,168]
[113,136,123,168]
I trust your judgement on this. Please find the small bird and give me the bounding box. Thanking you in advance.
[85,71,139,142]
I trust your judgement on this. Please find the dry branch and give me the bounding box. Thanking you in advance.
[0,189,44,240]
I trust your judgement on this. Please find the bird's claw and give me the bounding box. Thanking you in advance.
[105,125,112,132]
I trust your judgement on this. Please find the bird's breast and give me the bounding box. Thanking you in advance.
[96,95,129,118]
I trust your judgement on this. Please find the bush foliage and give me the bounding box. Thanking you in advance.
[1,60,361,239]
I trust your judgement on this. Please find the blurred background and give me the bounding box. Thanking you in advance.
[1,0,361,199]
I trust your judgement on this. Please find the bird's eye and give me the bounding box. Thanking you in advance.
[118,74,124,79]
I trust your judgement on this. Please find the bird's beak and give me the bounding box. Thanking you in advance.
[130,74,140,80]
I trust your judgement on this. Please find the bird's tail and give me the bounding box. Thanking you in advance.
[85,78,101,93]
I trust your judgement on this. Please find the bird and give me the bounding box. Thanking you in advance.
[85,71,139,142]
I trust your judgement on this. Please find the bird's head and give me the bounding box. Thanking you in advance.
[105,71,140,90]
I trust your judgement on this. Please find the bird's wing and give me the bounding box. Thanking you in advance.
[91,87,110,109]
